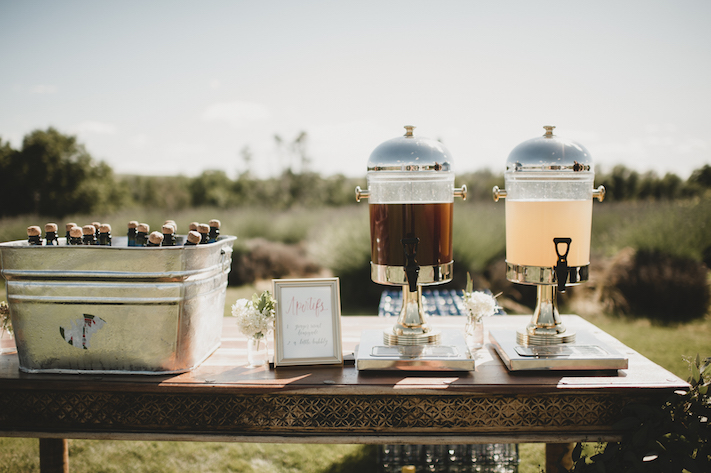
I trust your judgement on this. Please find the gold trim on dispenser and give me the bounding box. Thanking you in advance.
[371,262,453,286]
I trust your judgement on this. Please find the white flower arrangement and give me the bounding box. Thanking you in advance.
[462,273,498,323]
[0,301,12,337]
[231,291,276,340]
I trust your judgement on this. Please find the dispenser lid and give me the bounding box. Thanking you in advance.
[506,126,592,173]
[368,125,452,172]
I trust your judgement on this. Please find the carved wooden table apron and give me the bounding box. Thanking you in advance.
[0,315,688,466]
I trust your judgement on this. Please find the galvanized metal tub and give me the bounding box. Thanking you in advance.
[0,235,236,375]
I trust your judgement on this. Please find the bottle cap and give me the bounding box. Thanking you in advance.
[162,224,175,234]
[148,231,164,245]
[82,225,96,236]
[137,223,150,233]
[27,226,41,237]
[189,222,199,231]
[186,231,201,244]
[209,219,221,228]
[99,224,111,233]
[45,223,58,233]
[128,221,139,229]
[65,222,77,231]
[69,226,83,238]
[198,223,210,234]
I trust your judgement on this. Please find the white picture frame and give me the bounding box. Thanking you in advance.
[272,278,343,367]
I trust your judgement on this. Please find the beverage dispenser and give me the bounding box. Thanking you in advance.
[493,126,605,345]
[356,126,466,346]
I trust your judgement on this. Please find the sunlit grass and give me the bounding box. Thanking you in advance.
[0,439,377,473]
[0,206,338,246]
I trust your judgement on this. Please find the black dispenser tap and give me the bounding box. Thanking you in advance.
[553,237,572,293]
[401,237,420,293]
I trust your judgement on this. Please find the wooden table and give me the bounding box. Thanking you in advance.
[0,315,689,471]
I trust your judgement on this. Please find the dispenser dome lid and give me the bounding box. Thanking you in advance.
[506,126,592,173]
[368,126,452,172]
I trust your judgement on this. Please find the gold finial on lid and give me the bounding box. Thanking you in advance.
[543,125,556,137]
[404,125,415,137]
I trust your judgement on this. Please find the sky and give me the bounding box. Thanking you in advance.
[1,1,710,179]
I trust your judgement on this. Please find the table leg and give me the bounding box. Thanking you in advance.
[39,438,69,473]
[545,442,574,472]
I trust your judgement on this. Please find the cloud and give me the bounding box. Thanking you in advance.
[167,142,208,156]
[677,138,707,154]
[201,101,271,128]
[128,134,149,149]
[30,85,57,94]
[644,123,677,134]
[76,121,117,135]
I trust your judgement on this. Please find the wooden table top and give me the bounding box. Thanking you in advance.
[0,315,689,444]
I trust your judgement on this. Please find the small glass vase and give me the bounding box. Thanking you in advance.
[465,315,484,351]
[247,335,269,368]
[0,327,15,355]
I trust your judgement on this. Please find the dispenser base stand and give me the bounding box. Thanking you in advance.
[382,285,442,346]
[490,324,628,371]
[384,330,441,346]
[513,282,577,346]
[357,329,474,371]
[516,329,576,346]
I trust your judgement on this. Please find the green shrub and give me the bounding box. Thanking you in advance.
[229,238,321,286]
[569,355,711,472]
[599,248,710,324]
[592,197,711,263]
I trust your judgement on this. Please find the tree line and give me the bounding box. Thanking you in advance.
[1,128,710,217]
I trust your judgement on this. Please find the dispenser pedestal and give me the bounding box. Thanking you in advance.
[357,329,474,371]
[517,285,576,345]
[490,319,628,371]
[383,286,441,345]
[506,263,587,345]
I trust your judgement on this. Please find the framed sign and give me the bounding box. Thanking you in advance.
[272,278,343,367]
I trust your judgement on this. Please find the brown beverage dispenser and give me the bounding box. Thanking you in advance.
[356,126,467,346]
